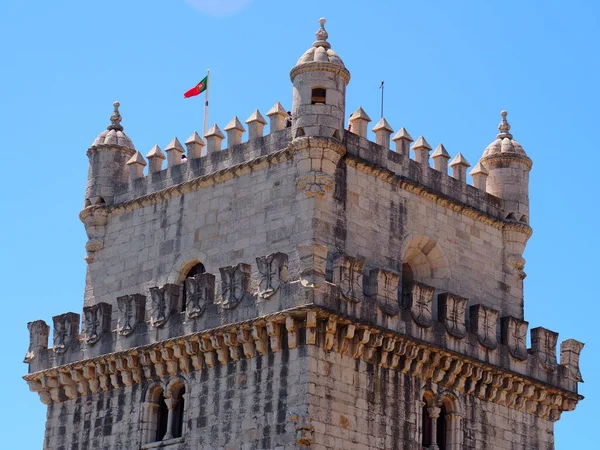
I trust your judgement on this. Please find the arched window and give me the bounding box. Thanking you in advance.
[181,262,206,312]
[156,390,169,442]
[171,385,186,438]
[402,263,414,293]
[420,394,461,450]
[311,87,326,104]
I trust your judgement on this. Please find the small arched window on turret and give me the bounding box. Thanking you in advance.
[171,385,186,439]
[181,262,206,312]
[311,87,326,104]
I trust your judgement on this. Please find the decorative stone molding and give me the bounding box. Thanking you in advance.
[24,320,50,363]
[220,263,251,310]
[83,302,112,345]
[23,307,581,422]
[438,293,468,339]
[470,304,498,350]
[404,282,435,327]
[117,294,146,336]
[52,313,80,354]
[332,255,365,303]
[149,284,180,328]
[184,273,215,318]
[256,252,288,299]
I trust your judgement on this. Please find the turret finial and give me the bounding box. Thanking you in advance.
[107,101,123,132]
[496,110,513,140]
[313,18,331,49]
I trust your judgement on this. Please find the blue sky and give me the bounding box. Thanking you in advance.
[1,0,598,447]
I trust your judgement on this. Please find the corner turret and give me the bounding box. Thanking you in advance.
[479,111,532,224]
[290,18,350,139]
[85,102,135,206]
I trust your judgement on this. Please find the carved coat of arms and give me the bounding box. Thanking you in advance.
[220,263,251,310]
[149,284,180,328]
[52,312,80,354]
[256,252,288,299]
[185,273,215,318]
[333,255,365,303]
[83,302,112,345]
[117,294,146,336]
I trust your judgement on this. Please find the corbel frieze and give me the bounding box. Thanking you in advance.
[23,308,581,421]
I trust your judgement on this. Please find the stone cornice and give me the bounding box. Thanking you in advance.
[345,155,532,235]
[79,146,294,222]
[24,306,580,422]
[289,62,351,84]
[481,153,533,171]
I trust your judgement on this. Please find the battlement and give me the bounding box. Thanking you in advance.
[25,244,583,421]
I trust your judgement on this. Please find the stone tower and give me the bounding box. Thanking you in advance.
[24,19,584,450]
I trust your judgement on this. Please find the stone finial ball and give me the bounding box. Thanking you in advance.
[501,110,508,117]
[114,101,120,108]
[319,18,326,26]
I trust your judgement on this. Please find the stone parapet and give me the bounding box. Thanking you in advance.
[25,247,583,406]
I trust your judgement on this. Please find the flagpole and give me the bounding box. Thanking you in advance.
[203,69,211,138]
[379,80,384,118]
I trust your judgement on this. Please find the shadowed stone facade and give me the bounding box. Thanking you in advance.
[24,18,583,450]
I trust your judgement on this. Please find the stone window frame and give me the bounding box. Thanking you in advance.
[417,390,463,450]
[141,378,189,448]
[311,86,327,104]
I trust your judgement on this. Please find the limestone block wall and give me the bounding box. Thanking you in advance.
[307,346,555,450]
[84,151,311,318]
[42,348,308,450]
[316,133,524,319]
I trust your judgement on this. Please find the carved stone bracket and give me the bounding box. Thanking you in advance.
[24,320,50,363]
[501,316,528,360]
[79,206,109,264]
[470,304,498,349]
[117,294,146,336]
[52,313,80,354]
[220,263,251,310]
[256,252,288,299]
[296,171,335,198]
[438,293,468,338]
[366,268,400,316]
[332,255,365,303]
[184,273,215,318]
[83,302,112,345]
[404,282,435,327]
[530,327,558,371]
[149,284,180,328]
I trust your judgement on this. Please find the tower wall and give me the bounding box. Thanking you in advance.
[85,146,134,205]
[484,157,531,223]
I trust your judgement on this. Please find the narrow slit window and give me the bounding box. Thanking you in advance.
[311,88,326,104]
[172,386,186,438]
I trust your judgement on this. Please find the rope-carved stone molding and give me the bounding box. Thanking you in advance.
[345,156,532,238]
[24,307,581,422]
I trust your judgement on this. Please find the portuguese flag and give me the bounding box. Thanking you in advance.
[184,76,208,98]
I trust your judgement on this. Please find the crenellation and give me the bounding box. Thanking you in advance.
[146,144,165,173]
[184,131,205,158]
[450,152,471,182]
[267,101,288,132]
[371,117,394,149]
[432,143,451,174]
[204,123,225,153]
[246,109,268,140]
[392,127,413,157]
[412,135,432,166]
[224,116,246,146]
[164,137,185,167]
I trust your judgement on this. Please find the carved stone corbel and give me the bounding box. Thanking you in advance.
[266,320,282,352]
[286,317,298,349]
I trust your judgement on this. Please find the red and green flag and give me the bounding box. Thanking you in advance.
[184,76,208,98]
